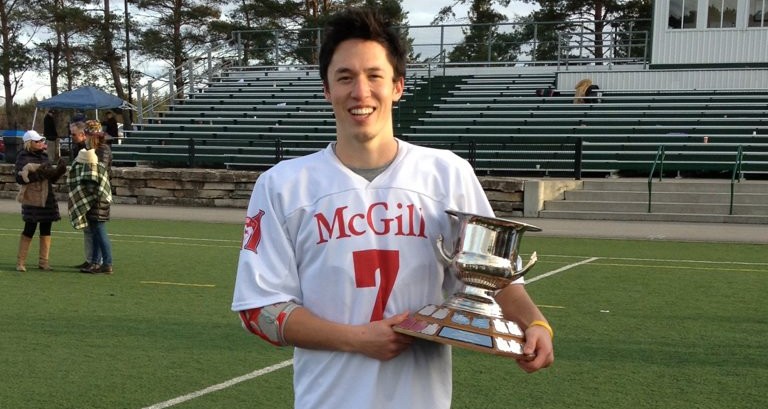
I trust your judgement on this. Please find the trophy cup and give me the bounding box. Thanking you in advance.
[393,210,541,358]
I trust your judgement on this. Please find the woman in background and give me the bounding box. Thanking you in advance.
[69,120,114,275]
[15,130,67,271]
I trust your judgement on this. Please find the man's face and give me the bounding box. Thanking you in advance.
[70,124,86,143]
[323,39,404,144]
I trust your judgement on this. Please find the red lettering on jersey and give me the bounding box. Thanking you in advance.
[315,206,352,244]
[243,210,266,253]
[314,202,427,244]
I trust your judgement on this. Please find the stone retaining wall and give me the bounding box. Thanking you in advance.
[0,164,542,217]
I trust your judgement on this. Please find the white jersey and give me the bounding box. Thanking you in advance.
[232,139,493,409]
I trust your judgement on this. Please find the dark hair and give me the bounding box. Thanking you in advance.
[319,7,406,87]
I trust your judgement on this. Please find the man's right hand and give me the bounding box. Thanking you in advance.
[354,312,413,361]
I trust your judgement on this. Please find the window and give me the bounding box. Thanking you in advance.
[669,0,698,29]
[748,0,766,27]
[708,0,738,28]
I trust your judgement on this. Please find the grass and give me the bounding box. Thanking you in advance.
[1,213,767,409]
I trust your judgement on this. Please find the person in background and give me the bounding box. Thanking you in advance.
[43,109,60,161]
[574,78,600,104]
[74,120,113,274]
[68,120,87,162]
[231,8,554,409]
[67,123,114,275]
[101,111,119,143]
[86,119,112,170]
[67,120,98,269]
[15,130,67,272]
[574,78,592,104]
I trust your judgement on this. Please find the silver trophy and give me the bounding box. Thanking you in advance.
[394,210,541,358]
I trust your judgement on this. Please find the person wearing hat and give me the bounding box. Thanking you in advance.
[43,109,60,161]
[66,144,113,274]
[66,119,98,269]
[85,119,112,169]
[14,130,67,272]
[70,120,113,274]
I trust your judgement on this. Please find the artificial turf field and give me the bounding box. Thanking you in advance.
[1,212,766,409]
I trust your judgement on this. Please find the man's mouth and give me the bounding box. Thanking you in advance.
[349,107,375,116]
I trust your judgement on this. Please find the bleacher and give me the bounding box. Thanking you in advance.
[115,67,438,169]
[114,67,768,179]
[402,76,768,178]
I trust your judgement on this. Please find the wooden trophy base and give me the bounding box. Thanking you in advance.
[393,304,528,358]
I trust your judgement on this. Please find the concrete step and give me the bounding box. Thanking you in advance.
[563,190,768,204]
[538,178,768,224]
[538,210,768,224]
[581,178,768,194]
[544,200,768,215]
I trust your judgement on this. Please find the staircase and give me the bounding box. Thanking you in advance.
[538,178,768,224]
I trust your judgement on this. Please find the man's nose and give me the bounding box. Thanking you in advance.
[350,77,371,99]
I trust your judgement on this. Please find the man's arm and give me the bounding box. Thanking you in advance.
[495,284,555,372]
[240,304,413,361]
[283,307,413,361]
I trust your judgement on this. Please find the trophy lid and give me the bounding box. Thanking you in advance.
[445,209,542,233]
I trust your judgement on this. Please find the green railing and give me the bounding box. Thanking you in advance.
[647,145,748,215]
[729,146,744,215]
[231,19,650,70]
[647,145,665,213]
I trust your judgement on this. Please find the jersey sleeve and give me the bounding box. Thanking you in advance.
[457,159,495,217]
[232,173,302,312]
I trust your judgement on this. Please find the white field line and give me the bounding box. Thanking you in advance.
[140,360,294,409]
[0,227,237,243]
[139,257,599,408]
[527,257,599,283]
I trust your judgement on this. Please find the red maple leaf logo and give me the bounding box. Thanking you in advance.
[243,210,266,253]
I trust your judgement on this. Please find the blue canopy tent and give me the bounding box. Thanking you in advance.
[33,86,134,126]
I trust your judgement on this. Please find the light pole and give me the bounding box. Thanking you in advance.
[125,0,133,125]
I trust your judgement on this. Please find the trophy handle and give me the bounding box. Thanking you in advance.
[509,251,538,281]
[436,234,454,264]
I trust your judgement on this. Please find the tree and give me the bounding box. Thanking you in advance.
[217,0,409,66]
[434,0,520,63]
[211,0,301,66]
[32,1,81,94]
[135,0,222,98]
[0,0,35,128]
[97,0,126,102]
[517,0,652,63]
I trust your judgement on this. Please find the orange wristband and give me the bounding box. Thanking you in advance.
[528,320,554,340]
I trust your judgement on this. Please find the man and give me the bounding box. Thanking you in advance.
[231,8,553,409]
[101,111,119,142]
[43,109,59,161]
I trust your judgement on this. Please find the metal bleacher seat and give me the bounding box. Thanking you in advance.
[115,65,768,177]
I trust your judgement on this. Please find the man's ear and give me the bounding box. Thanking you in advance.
[323,82,331,101]
[393,77,405,102]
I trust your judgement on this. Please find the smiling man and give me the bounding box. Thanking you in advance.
[322,37,403,170]
[232,8,553,409]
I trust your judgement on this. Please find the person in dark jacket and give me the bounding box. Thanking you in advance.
[68,120,87,162]
[15,130,67,272]
[100,111,119,143]
[43,110,60,161]
[68,120,113,275]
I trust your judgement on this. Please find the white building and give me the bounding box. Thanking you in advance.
[557,0,768,91]
[653,0,768,66]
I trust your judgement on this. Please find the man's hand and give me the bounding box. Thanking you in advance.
[354,312,414,361]
[516,325,554,373]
